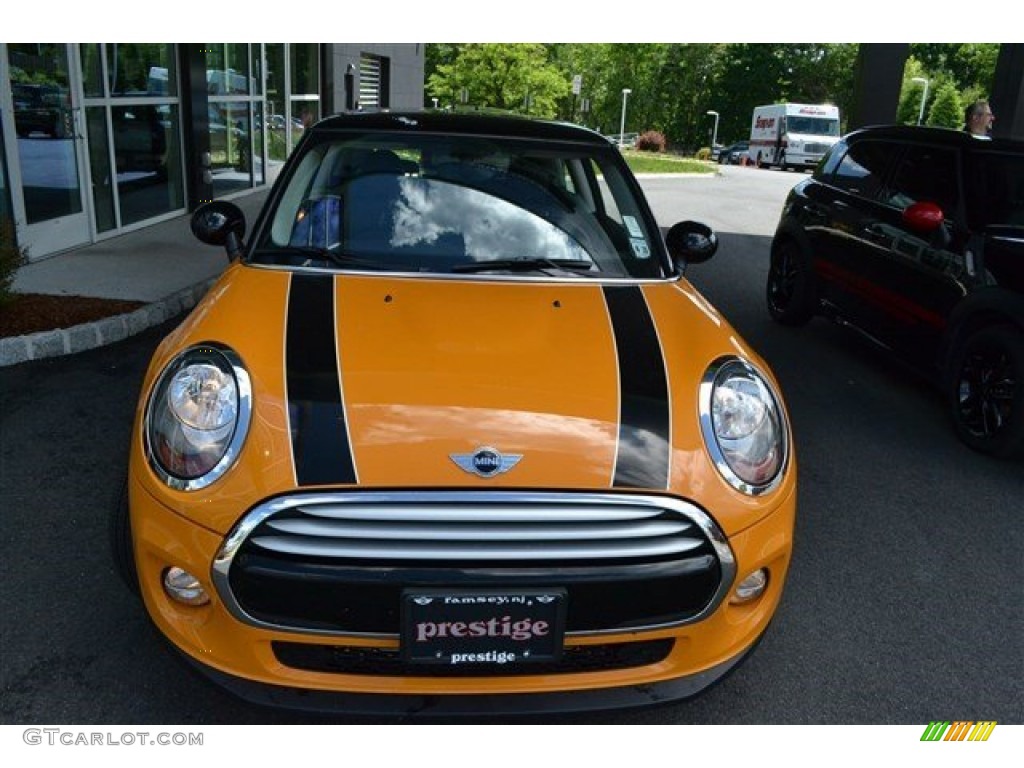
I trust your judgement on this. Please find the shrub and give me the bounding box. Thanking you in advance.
[636,130,667,153]
[926,82,964,130]
[0,216,27,307]
[696,147,711,161]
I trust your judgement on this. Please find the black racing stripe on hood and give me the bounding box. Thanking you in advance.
[286,274,357,486]
[603,285,670,489]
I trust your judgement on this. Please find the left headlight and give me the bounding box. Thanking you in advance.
[699,357,789,495]
[144,344,252,491]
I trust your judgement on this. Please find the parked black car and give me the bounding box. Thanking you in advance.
[717,141,749,165]
[766,125,1024,458]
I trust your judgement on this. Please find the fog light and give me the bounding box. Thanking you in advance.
[162,567,210,606]
[731,568,768,604]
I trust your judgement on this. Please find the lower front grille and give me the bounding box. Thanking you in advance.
[273,639,674,677]
[213,491,734,638]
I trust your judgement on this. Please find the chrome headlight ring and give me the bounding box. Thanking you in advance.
[699,356,790,496]
[143,343,252,491]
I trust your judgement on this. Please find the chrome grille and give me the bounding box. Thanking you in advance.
[251,502,705,561]
[803,143,829,154]
[212,491,735,638]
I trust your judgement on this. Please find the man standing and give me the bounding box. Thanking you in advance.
[964,100,995,138]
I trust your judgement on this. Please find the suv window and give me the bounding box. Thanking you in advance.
[882,144,959,217]
[965,150,1024,228]
[830,140,899,198]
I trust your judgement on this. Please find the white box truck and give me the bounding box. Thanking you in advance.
[748,103,841,170]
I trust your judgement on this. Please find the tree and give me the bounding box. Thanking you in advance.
[896,58,930,125]
[425,44,569,118]
[927,82,963,129]
[706,44,854,148]
[910,44,999,94]
[423,44,462,106]
[422,43,997,152]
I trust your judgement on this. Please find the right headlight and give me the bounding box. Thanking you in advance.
[699,357,789,495]
[144,344,252,491]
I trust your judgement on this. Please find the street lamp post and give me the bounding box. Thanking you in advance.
[619,88,632,147]
[912,77,930,126]
[706,110,720,148]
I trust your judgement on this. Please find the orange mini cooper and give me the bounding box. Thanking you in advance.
[113,112,797,715]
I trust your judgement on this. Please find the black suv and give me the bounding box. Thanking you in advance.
[767,125,1024,458]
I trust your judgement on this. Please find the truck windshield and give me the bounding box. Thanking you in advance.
[787,117,840,136]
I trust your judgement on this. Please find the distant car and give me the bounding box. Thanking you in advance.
[710,144,725,162]
[606,132,638,149]
[114,111,796,716]
[767,125,1024,457]
[12,83,69,138]
[717,141,749,165]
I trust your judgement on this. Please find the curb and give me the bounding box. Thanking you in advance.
[0,279,215,368]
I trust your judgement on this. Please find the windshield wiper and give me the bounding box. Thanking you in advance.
[284,246,398,271]
[451,257,597,276]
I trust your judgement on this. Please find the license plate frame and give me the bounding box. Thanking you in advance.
[400,588,566,667]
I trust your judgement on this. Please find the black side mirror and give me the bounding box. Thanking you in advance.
[191,201,246,261]
[666,220,717,267]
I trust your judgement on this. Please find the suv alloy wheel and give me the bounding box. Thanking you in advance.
[766,240,816,326]
[948,324,1024,458]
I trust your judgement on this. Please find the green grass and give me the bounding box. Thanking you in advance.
[620,150,714,175]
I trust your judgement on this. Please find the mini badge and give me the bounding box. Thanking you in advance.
[450,446,523,478]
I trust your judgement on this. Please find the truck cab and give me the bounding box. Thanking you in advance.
[749,103,841,170]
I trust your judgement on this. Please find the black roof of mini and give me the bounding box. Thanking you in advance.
[311,110,613,145]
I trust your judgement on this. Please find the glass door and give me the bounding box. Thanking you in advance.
[3,43,91,258]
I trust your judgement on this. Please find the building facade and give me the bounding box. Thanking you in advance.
[0,43,425,262]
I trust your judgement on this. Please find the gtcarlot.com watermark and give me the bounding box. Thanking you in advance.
[23,728,203,747]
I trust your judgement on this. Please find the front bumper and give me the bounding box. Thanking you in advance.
[130,478,795,711]
[175,630,767,716]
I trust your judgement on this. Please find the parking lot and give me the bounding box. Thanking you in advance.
[0,165,1021,725]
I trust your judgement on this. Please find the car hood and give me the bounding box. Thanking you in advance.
[148,265,772,533]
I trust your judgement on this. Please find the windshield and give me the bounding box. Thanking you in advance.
[253,133,666,279]
[786,116,840,137]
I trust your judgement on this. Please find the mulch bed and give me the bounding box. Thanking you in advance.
[0,293,146,338]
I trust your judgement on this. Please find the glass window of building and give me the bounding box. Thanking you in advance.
[6,44,83,226]
[265,44,288,165]
[290,45,318,96]
[206,43,263,196]
[290,45,319,135]
[264,44,319,173]
[249,43,265,188]
[79,43,184,232]
[0,115,13,224]
[108,44,177,97]
[111,103,183,226]
[84,107,115,233]
[80,44,104,98]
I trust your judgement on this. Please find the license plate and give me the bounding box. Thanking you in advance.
[401,588,566,667]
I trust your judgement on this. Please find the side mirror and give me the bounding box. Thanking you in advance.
[191,201,246,261]
[903,201,944,233]
[666,220,717,267]
[903,201,951,249]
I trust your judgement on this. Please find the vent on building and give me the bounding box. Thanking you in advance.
[359,54,389,110]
